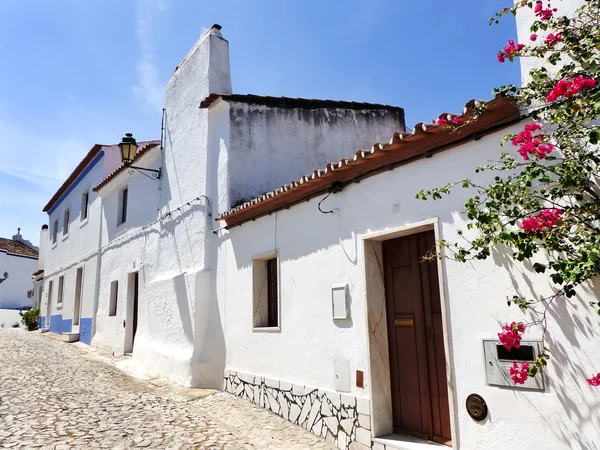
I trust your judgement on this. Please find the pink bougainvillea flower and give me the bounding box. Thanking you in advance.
[498,322,526,351]
[546,76,597,102]
[510,361,530,384]
[450,117,463,126]
[530,33,538,41]
[497,52,506,63]
[544,33,561,46]
[433,117,449,127]
[587,373,600,386]
[511,122,554,160]
[534,2,557,20]
[498,39,525,63]
[520,209,563,232]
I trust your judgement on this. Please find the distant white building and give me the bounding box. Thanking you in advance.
[0,229,38,310]
[40,11,600,450]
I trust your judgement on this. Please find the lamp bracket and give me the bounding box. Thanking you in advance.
[127,165,162,180]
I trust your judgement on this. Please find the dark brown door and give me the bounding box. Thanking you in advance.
[132,272,139,346]
[383,231,451,445]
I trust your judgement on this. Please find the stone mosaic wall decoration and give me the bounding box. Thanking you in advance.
[224,370,372,450]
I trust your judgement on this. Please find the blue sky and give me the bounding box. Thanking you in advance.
[0,0,520,246]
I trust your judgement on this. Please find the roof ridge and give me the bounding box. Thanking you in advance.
[200,93,404,111]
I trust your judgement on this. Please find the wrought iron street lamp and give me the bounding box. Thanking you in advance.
[0,272,9,285]
[118,133,161,179]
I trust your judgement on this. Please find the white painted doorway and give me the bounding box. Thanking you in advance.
[46,280,53,327]
[73,267,84,329]
[124,272,139,355]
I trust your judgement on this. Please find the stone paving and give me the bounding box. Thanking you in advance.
[0,329,334,449]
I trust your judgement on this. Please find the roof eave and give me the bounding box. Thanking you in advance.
[217,96,522,229]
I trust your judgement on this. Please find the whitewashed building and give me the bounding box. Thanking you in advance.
[39,141,158,343]
[41,7,600,449]
[0,230,38,310]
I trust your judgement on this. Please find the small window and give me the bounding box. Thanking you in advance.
[252,255,279,328]
[52,220,58,244]
[57,276,64,304]
[48,280,53,305]
[109,281,118,316]
[81,191,89,221]
[63,209,70,236]
[118,188,128,225]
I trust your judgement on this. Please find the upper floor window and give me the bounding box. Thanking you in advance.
[52,220,58,244]
[118,187,128,225]
[63,209,70,236]
[57,276,65,304]
[81,191,89,221]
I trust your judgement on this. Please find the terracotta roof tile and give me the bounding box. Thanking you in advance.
[0,238,38,258]
[200,93,404,112]
[93,141,161,192]
[216,96,521,228]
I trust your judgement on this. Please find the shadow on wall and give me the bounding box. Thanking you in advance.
[542,278,600,450]
[491,245,600,449]
[191,269,226,389]
[173,273,194,343]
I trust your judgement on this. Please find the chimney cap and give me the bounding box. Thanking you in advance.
[41,224,49,230]
[211,24,222,30]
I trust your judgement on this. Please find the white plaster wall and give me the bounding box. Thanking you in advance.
[219,122,600,449]
[227,103,405,207]
[0,251,37,309]
[93,150,162,357]
[516,0,585,86]
[103,26,233,387]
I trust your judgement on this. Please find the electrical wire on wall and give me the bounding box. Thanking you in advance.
[317,181,345,215]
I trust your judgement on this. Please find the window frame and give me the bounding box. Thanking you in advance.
[52,220,59,245]
[118,187,128,226]
[109,280,118,316]
[252,253,280,331]
[57,275,64,306]
[62,209,70,238]
[80,190,89,222]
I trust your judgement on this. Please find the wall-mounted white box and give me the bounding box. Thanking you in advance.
[332,284,349,320]
[483,339,545,391]
[334,360,351,392]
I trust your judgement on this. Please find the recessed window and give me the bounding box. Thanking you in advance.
[52,220,58,244]
[48,280,53,306]
[109,281,118,316]
[118,187,128,225]
[81,191,89,221]
[252,255,279,328]
[57,276,64,304]
[63,209,70,236]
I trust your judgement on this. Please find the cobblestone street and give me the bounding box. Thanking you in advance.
[0,329,333,450]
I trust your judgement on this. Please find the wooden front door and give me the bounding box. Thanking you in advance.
[383,231,451,445]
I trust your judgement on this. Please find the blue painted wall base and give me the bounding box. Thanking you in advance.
[39,316,46,328]
[79,318,93,345]
[48,315,72,334]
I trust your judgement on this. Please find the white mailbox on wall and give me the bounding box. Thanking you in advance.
[331,284,349,321]
[483,339,546,391]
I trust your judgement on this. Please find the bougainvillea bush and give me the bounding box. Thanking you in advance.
[418,0,600,385]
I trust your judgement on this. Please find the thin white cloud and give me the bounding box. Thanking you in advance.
[133,0,168,110]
